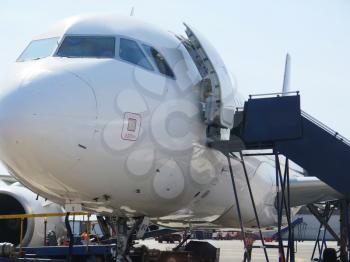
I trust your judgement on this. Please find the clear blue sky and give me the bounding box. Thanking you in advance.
[0,0,349,173]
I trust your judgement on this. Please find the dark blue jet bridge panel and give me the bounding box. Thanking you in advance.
[242,95,302,143]
[275,112,350,199]
[209,93,350,198]
[226,94,350,199]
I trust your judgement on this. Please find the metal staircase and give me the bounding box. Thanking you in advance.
[276,110,350,199]
[211,92,350,199]
[209,92,350,261]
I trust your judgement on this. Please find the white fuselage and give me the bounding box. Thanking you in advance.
[0,14,283,228]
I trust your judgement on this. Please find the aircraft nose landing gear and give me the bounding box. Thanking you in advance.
[115,216,149,262]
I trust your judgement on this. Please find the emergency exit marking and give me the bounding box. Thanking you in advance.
[122,112,141,141]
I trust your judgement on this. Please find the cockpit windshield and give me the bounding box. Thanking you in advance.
[56,36,115,58]
[17,37,60,62]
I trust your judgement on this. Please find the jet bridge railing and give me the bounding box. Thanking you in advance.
[301,110,350,147]
[247,91,299,99]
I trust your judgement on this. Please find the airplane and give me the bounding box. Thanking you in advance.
[0,176,65,246]
[0,14,342,257]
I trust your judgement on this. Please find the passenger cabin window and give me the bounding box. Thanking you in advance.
[142,45,175,78]
[17,37,60,62]
[56,36,115,58]
[119,38,153,71]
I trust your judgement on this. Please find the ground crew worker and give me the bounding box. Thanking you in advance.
[243,233,255,261]
[81,231,89,244]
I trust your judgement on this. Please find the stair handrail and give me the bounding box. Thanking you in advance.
[301,110,350,147]
[249,91,299,99]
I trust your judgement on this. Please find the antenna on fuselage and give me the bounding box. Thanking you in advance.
[130,7,135,16]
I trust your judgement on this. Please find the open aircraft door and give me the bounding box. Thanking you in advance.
[184,23,236,130]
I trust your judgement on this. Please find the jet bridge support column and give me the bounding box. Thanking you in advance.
[273,154,295,262]
[210,149,296,261]
[339,199,349,262]
[224,151,297,262]
[307,200,350,261]
[65,212,73,262]
[226,154,251,261]
[237,151,269,262]
[307,202,337,260]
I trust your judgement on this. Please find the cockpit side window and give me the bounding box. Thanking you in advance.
[142,45,175,78]
[56,36,115,58]
[119,38,153,71]
[17,37,60,62]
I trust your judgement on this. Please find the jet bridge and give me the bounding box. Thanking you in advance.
[211,92,350,199]
[209,92,350,262]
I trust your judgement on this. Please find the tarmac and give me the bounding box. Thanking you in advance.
[137,239,338,261]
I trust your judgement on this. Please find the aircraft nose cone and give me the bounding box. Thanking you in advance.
[0,70,98,186]
[0,69,97,121]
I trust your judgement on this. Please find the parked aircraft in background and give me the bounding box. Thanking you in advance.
[0,177,65,246]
